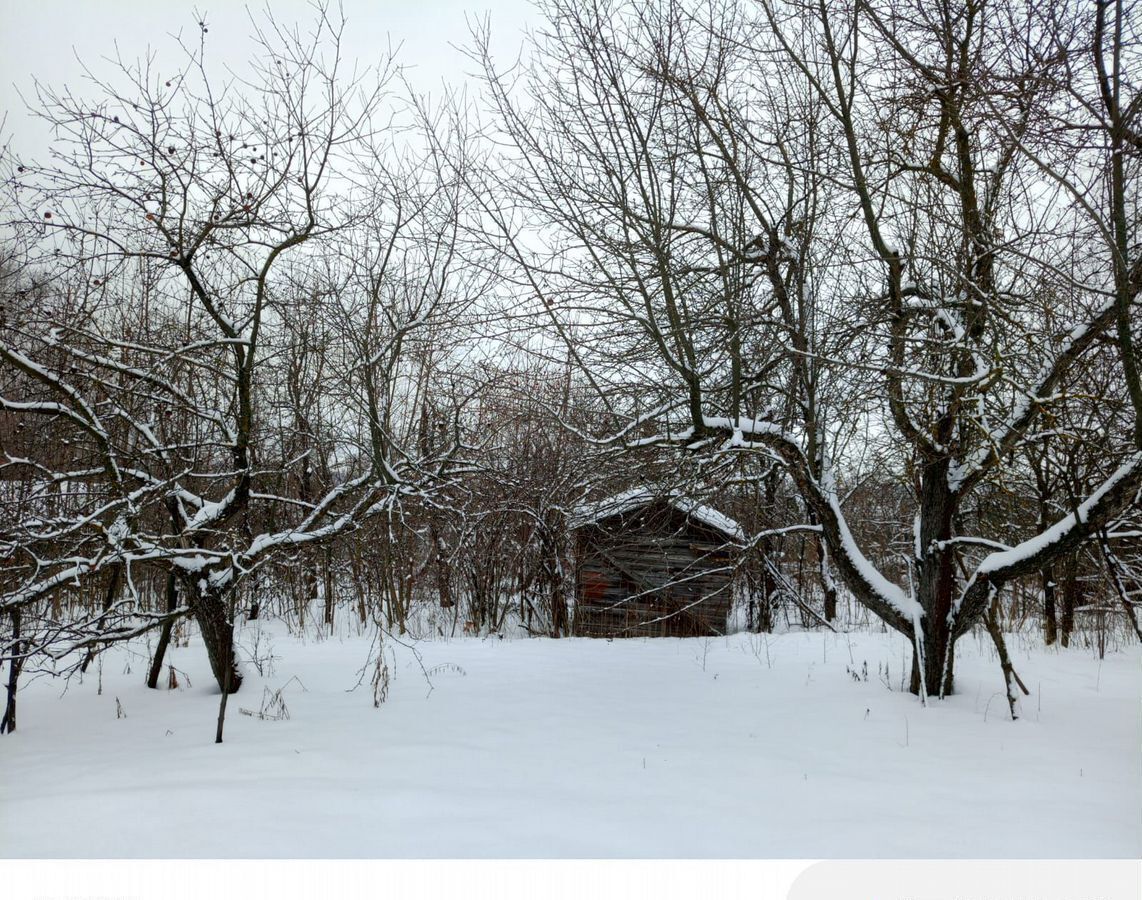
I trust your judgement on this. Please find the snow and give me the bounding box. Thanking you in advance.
[974,452,1142,577]
[571,488,746,542]
[947,296,1120,492]
[830,493,921,620]
[184,489,237,530]
[2,624,1138,858]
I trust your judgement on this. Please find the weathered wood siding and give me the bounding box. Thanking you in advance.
[573,502,737,638]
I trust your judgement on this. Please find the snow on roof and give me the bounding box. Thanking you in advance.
[570,487,746,542]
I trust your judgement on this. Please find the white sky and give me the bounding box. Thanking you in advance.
[0,0,536,157]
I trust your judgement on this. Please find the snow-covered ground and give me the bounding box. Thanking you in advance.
[1,623,1138,858]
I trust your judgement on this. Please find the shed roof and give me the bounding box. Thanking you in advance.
[570,487,746,542]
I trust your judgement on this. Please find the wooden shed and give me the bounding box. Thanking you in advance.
[570,489,744,638]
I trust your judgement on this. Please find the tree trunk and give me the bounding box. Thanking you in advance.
[1,608,22,734]
[911,459,958,697]
[322,550,336,633]
[759,557,776,633]
[187,580,242,693]
[147,572,179,689]
[910,614,956,698]
[1060,554,1078,648]
[1098,533,1142,643]
[821,540,838,623]
[80,564,122,674]
[1042,567,1057,645]
[215,648,233,743]
[984,598,1029,720]
[823,586,838,622]
[550,590,568,637]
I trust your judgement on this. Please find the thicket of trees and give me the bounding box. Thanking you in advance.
[1,0,1139,734]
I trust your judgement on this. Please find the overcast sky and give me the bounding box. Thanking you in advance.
[0,0,535,157]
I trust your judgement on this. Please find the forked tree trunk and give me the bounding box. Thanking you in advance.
[910,612,956,698]
[984,598,1030,720]
[186,580,242,693]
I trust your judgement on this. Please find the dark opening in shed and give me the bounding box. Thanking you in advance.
[570,489,744,638]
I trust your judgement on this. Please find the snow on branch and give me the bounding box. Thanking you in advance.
[954,450,1142,632]
[949,296,1120,492]
[641,414,923,634]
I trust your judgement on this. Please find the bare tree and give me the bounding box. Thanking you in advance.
[475,0,1141,703]
[0,6,485,728]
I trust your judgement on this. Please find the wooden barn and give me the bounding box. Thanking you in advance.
[570,489,744,638]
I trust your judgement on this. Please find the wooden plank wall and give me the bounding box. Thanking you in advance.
[572,503,737,638]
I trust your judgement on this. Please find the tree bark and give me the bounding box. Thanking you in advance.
[80,564,122,674]
[1098,534,1142,643]
[1,608,22,734]
[821,542,839,623]
[215,647,233,743]
[187,580,243,693]
[147,572,179,690]
[984,599,1029,720]
[910,460,958,697]
[322,549,336,633]
[910,612,956,698]
[1042,567,1057,646]
[1060,555,1079,648]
